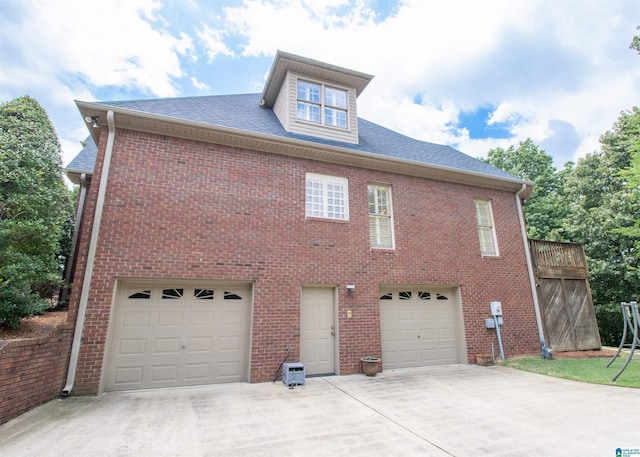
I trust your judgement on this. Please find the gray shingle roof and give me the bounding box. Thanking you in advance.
[68,93,517,181]
[66,136,98,174]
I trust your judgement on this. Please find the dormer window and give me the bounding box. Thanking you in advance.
[297,80,348,129]
[261,51,373,145]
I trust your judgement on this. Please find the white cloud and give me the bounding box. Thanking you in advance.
[3,0,193,98]
[196,24,234,61]
[191,76,210,90]
[0,0,198,165]
[1,0,639,171]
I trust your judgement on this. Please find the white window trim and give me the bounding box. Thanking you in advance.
[305,173,349,221]
[474,199,499,257]
[368,183,395,249]
[296,79,349,130]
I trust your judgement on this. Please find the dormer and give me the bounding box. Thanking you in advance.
[260,51,374,145]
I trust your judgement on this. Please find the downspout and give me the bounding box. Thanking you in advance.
[60,173,88,307]
[62,111,116,396]
[516,183,547,349]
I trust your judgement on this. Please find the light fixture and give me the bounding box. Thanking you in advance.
[85,115,100,128]
[346,284,355,291]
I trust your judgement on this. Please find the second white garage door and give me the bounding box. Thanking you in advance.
[105,282,251,391]
[380,288,466,369]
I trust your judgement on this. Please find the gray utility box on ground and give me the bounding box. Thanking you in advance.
[282,362,305,386]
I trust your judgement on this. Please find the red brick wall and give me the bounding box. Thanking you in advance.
[0,323,73,424]
[67,129,540,394]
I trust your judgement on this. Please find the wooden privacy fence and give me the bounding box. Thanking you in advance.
[529,239,601,352]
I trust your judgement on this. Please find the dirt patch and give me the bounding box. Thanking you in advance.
[0,309,69,340]
[553,348,618,359]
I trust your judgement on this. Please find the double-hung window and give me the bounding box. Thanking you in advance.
[306,173,349,220]
[297,80,348,129]
[474,199,498,256]
[368,184,394,249]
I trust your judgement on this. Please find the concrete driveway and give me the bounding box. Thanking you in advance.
[1,365,638,456]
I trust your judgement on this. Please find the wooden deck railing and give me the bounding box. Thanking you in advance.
[528,239,588,279]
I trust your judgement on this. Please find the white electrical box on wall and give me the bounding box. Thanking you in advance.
[490,301,503,316]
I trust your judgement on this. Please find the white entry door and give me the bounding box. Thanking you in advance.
[301,287,336,375]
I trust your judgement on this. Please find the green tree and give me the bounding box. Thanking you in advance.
[607,107,640,238]
[483,122,640,345]
[631,25,640,54]
[484,139,568,239]
[558,108,640,344]
[0,95,74,328]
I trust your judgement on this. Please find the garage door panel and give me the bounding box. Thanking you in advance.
[107,283,250,391]
[150,365,178,383]
[401,350,418,363]
[153,338,180,354]
[380,288,461,369]
[190,311,214,325]
[218,335,242,351]
[122,312,150,328]
[440,348,457,361]
[400,330,418,341]
[158,312,183,327]
[113,367,143,385]
[418,309,435,320]
[216,363,242,380]
[185,363,211,381]
[422,329,436,341]
[186,337,212,352]
[398,309,415,321]
[421,349,437,361]
[117,339,147,356]
[221,308,245,324]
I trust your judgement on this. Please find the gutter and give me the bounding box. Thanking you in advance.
[59,173,88,307]
[62,110,116,397]
[516,183,547,348]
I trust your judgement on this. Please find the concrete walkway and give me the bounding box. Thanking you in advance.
[1,365,638,456]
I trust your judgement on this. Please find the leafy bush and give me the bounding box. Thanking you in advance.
[0,285,47,328]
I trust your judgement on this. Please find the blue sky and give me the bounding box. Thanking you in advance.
[1,0,639,170]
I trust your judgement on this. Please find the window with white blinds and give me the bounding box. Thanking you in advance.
[368,184,394,249]
[474,199,498,256]
[305,173,349,220]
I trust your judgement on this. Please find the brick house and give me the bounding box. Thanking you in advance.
[63,51,541,395]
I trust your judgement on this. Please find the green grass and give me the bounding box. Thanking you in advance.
[504,354,640,388]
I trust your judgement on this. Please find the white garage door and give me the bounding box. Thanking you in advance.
[380,288,465,369]
[105,282,251,391]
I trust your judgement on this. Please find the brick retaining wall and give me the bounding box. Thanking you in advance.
[0,323,73,425]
